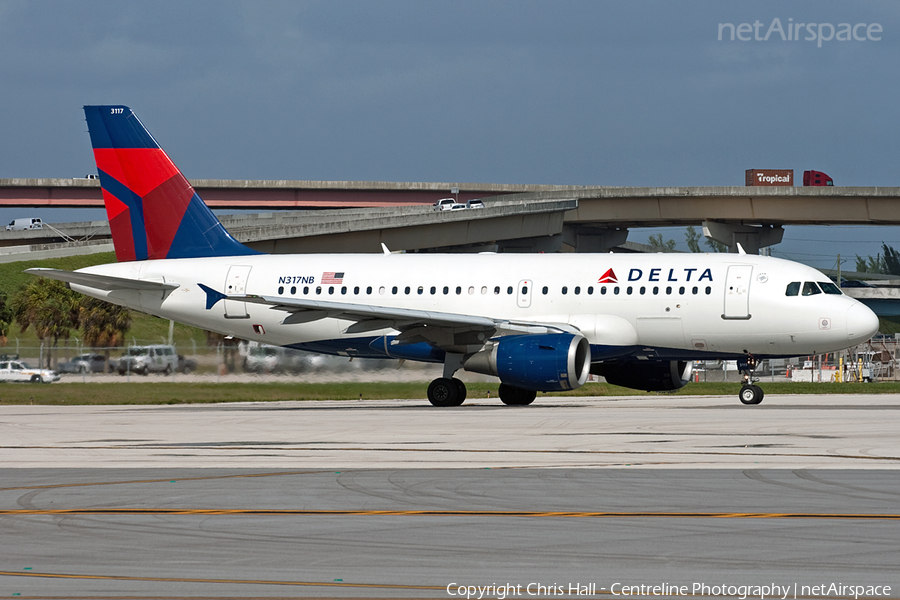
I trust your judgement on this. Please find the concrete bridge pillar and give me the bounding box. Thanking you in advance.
[702,221,784,254]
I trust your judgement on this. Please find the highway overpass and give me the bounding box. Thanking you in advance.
[3,181,900,255]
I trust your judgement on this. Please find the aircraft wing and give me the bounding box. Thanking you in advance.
[227,292,575,352]
[25,268,180,292]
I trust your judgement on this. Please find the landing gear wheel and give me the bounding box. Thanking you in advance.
[498,383,537,406]
[451,378,467,405]
[427,377,462,407]
[739,384,764,405]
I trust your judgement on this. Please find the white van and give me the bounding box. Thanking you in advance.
[6,218,43,231]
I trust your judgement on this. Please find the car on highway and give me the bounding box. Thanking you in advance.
[432,198,457,211]
[466,199,484,209]
[0,360,60,383]
[58,353,116,374]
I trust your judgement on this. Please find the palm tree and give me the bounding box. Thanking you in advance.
[0,292,12,347]
[11,278,81,368]
[78,297,132,371]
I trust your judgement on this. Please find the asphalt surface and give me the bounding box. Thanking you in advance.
[2,394,899,598]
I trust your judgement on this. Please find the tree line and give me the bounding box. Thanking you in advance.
[0,278,131,368]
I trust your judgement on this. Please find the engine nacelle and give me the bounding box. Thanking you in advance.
[592,360,693,392]
[464,333,591,392]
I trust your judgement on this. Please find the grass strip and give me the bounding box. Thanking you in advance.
[1,381,899,405]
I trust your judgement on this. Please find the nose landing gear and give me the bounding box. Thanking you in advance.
[738,354,764,405]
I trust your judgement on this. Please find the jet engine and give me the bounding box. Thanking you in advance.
[464,333,591,392]
[592,360,693,392]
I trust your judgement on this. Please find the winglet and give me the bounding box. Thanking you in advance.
[197,283,227,310]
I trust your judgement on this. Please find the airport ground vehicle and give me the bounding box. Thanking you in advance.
[117,345,178,375]
[0,360,59,383]
[58,353,116,374]
[6,217,43,231]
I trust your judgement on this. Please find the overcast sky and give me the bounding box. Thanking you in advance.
[1,1,897,269]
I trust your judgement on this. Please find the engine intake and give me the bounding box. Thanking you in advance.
[464,333,591,392]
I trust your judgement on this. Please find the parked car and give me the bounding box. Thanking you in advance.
[117,345,178,375]
[177,354,197,374]
[0,360,59,383]
[466,199,485,209]
[58,353,115,374]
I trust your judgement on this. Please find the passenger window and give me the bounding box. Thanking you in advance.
[354,286,359,294]
[653,286,659,295]
[521,285,529,295]
[785,282,800,296]
[819,281,842,295]
[328,286,335,295]
[679,286,685,294]
[404,286,410,294]
[665,286,672,295]
[418,286,424,295]
[626,286,632,295]
[495,286,501,295]
[468,286,475,295]
[341,286,347,295]
[291,286,297,294]
[613,286,620,295]
[692,286,698,295]
[574,286,581,295]
[542,286,548,295]
[601,286,607,295]
[392,286,398,294]
[367,286,373,294]
[456,286,462,295]
[316,286,322,295]
[278,286,284,294]
[705,286,712,295]
[802,282,822,296]
[587,286,593,295]
[443,286,449,295]
[640,286,646,295]
[430,286,436,295]
[562,286,568,295]
[507,286,513,295]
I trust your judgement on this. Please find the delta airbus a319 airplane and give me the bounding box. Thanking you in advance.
[29,106,879,406]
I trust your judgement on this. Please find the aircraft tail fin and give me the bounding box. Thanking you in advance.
[83,105,258,261]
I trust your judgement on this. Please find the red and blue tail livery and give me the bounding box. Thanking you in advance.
[84,105,258,261]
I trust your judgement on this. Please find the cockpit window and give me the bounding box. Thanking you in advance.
[818,281,842,295]
[802,282,822,296]
[786,282,800,296]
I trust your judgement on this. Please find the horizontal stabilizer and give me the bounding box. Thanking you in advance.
[25,268,180,292]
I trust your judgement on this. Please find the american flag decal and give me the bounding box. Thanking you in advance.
[322,272,344,284]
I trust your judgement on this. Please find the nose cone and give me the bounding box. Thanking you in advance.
[847,302,879,344]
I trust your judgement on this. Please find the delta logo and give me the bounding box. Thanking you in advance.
[598,267,714,283]
[598,269,618,284]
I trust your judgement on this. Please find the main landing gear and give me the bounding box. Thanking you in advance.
[738,354,764,405]
[425,353,537,407]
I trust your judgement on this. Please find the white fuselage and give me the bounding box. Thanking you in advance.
[73,252,878,361]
